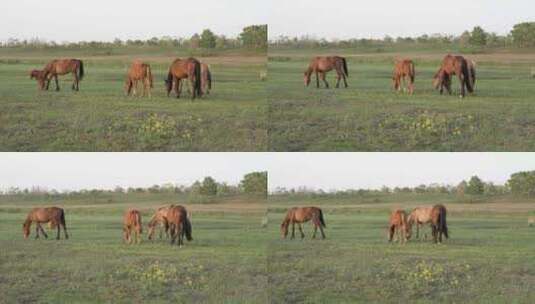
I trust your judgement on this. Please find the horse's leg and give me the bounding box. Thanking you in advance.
[321,72,329,88]
[38,223,48,239]
[298,223,305,239]
[319,224,326,239]
[62,222,69,239]
[315,71,320,88]
[72,71,77,91]
[335,70,341,88]
[290,222,295,239]
[431,225,438,243]
[35,224,40,239]
[342,73,348,88]
[56,224,61,240]
[54,75,60,91]
[458,73,465,98]
[312,224,317,239]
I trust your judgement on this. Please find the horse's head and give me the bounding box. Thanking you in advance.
[304,71,311,87]
[22,221,31,239]
[433,70,444,89]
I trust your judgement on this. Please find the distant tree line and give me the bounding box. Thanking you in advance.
[270,22,535,49]
[272,170,535,198]
[0,171,267,200]
[0,25,267,50]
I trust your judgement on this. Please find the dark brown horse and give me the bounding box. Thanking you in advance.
[388,209,409,243]
[166,205,193,247]
[147,205,172,240]
[23,207,69,240]
[280,207,326,239]
[42,59,84,91]
[304,56,348,89]
[164,58,202,99]
[123,209,142,244]
[124,60,153,97]
[430,204,448,243]
[392,59,415,94]
[433,55,473,97]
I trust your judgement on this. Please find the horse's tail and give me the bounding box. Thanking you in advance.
[342,57,349,77]
[318,209,326,228]
[461,59,473,93]
[439,207,448,239]
[146,65,154,88]
[409,61,415,83]
[193,61,202,98]
[184,217,193,241]
[78,60,84,80]
[206,68,212,90]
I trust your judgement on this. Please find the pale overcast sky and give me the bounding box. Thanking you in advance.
[1,153,534,192]
[268,153,535,191]
[0,153,269,191]
[270,0,534,40]
[2,0,269,42]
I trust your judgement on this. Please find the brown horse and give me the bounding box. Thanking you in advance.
[407,205,449,243]
[164,58,202,99]
[29,69,48,90]
[124,60,153,97]
[23,207,69,240]
[433,54,473,97]
[42,59,84,91]
[392,59,415,94]
[407,206,433,240]
[388,209,409,243]
[123,209,142,244]
[304,56,348,89]
[147,205,172,240]
[280,207,326,239]
[166,205,193,247]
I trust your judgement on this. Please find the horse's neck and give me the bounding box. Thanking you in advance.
[305,66,314,76]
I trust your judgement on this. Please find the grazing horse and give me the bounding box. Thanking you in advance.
[408,205,449,243]
[304,56,348,89]
[29,69,48,90]
[147,205,172,240]
[124,60,153,97]
[433,54,473,97]
[166,205,193,247]
[388,209,409,243]
[392,59,415,94]
[42,59,84,91]
[280,207,326,239]
[164,57,202,99]
[430,204,448,243]
[23,207,69,240]
[123,209,142,244]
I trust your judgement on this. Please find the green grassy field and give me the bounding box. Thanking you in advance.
[268,49,535,151]
[267,194,535,303]
[0,47,267,151]
[0,196,268,303]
